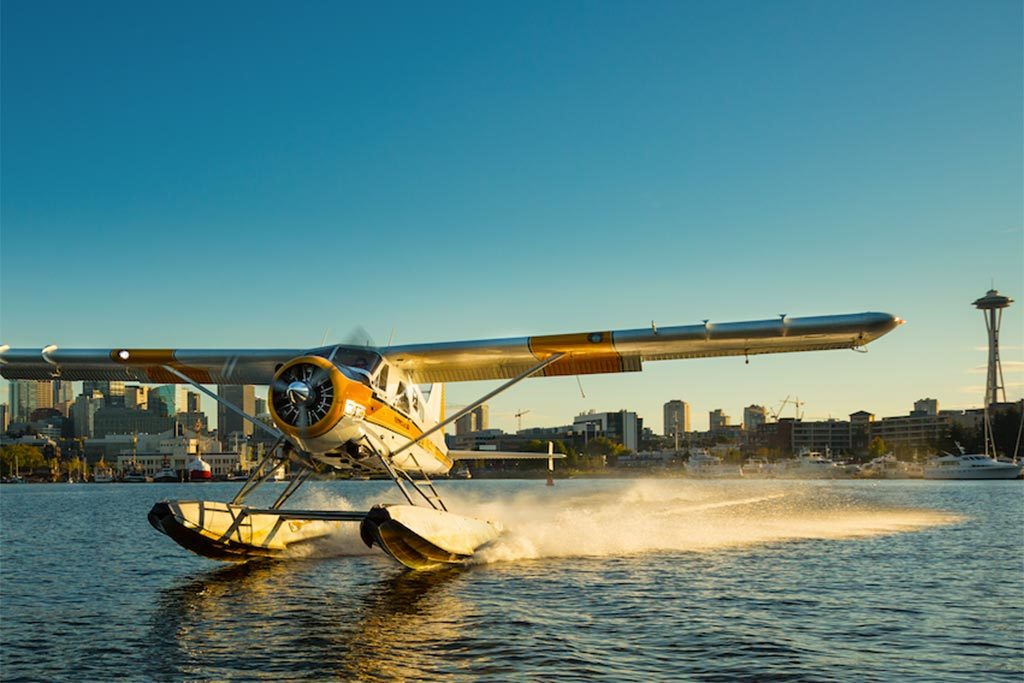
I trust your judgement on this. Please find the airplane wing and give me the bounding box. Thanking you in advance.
[383,312,902,383]
[0,312,901,385]
[0,348,303,384]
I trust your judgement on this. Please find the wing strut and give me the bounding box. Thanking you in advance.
[388,352,565,461]
[159,364,285,442]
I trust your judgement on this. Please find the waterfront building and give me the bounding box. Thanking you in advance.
[792,419,852,453]
[914,398,939,417]
[869,412,951,447]
[517,425,575,441]
[850,411,874,451]
[573,410,642,451]
[115,451,250,478]
[663,400,691,437]
[93,407,175,438]
[217,385,255,439]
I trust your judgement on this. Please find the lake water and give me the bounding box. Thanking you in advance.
[1,479,1022,681]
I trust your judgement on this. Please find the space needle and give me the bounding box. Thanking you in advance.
[973,288,1014,408]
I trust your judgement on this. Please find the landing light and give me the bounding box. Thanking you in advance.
[344,399,366,419]
[118,350,130,360]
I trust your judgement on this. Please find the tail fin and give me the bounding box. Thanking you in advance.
[424,383,445,430]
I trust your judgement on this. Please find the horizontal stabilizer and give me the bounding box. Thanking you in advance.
[448,450,567,460]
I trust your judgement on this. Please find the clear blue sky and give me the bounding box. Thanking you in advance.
[2,0,1021,432]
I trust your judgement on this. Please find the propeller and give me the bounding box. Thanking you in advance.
[340,325,376,348]
[270,361,336,431]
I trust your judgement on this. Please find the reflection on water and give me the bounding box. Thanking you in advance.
[148,557,472,681]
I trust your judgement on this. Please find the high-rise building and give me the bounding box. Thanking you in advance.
[149,386,185,416]
[9,380,54,422]
[454,404,490,435]
[0,403,9,432]
[72,392,105,438]
[254,397,268,416]
[124,385,149,410]
[186,391,202,414]
[472,405,489,432]
[455,412,476,435]
[663,400,690,437]
[743,405,767,431]
[709,409,731,432]
[217,385,255,438]
[53,380,75,405]
[82,381,126,406]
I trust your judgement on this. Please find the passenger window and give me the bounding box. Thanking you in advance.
[396,383,410,414]
[375,364,389,392]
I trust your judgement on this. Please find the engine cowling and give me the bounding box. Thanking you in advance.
[268,355,373,454]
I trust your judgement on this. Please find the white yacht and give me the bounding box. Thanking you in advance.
[924,445,1022,480]
[861,453,911,479]
[777,449,843,479]
[92,463,114,483]
[686,450,742,478]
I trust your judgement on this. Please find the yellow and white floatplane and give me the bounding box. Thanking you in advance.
[0,312,902,569]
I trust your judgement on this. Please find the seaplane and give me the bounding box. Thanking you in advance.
[0,311,901,569]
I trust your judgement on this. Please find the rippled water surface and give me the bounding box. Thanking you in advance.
[2,479,1022,681]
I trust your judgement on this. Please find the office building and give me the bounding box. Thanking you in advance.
[82,381,126,406]
[217,385,255,438]
[709,409,731,432]
[124,385,149,410]
[149,386,185,416]
[743,405,767,431]
[72,392,105,438]
[573,410,642,451]
[9,380,54,423]
[663,400,690,437]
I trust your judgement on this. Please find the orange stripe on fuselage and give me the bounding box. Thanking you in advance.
[365,398,451,468]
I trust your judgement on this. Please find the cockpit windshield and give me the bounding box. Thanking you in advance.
[309,346,383,385]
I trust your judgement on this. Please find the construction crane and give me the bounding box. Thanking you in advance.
[514,409,531,432]
[770,396,805,421]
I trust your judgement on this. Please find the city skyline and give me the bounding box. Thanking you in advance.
[1,2,1021,434]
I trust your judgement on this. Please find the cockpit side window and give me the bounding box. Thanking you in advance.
[375,364,390,393]
[396,382,410,414]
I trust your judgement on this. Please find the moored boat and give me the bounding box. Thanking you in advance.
[923,445,1022,480]
[187,454,213,482]
[686,450,742,478]
[777,449,843,479]
[93,460,114,483]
